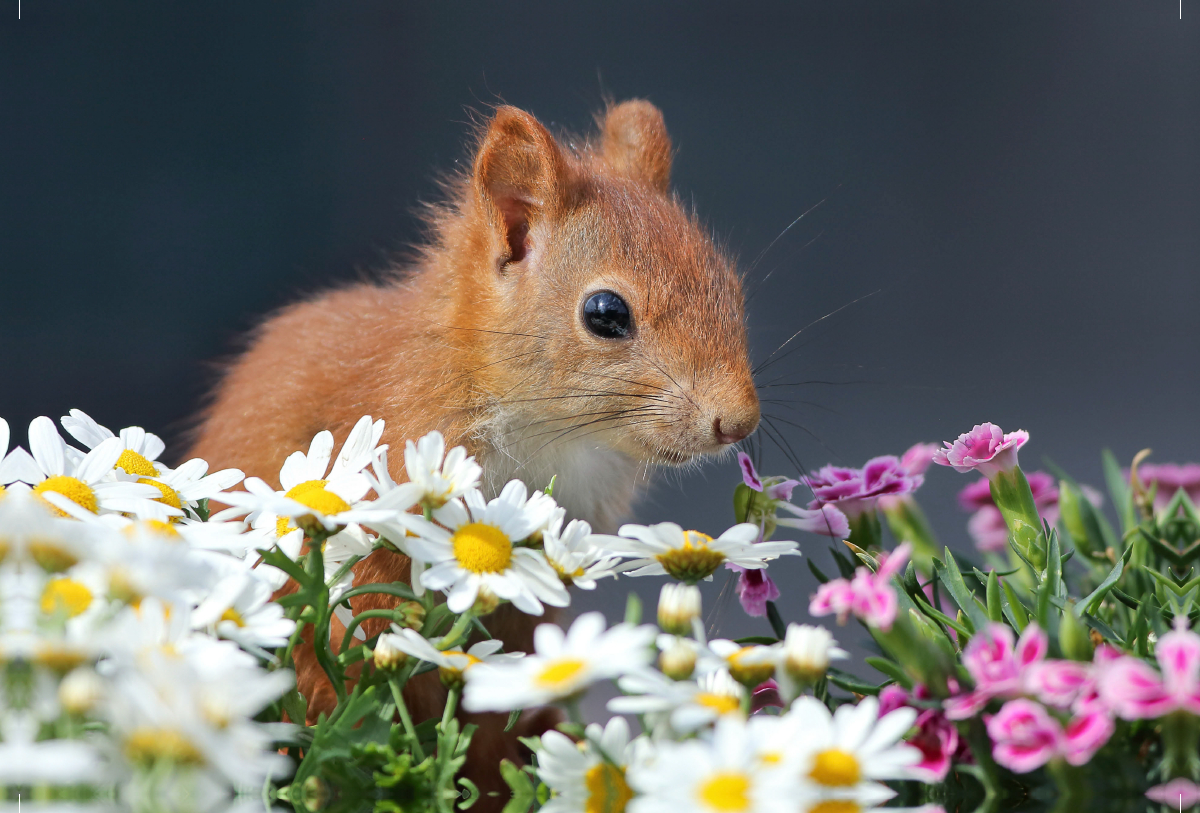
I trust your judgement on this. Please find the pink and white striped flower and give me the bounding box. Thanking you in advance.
[809,543,910,631]
[932,423,1029,479]
[1098,617,1200,719]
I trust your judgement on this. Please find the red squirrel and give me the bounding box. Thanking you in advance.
[188,99,760,797]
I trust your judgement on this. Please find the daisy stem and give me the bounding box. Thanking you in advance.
[442,685,460,728]
[437,611,476,651]
[389,676,426,762]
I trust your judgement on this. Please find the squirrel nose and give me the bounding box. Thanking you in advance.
[713,416,755,446]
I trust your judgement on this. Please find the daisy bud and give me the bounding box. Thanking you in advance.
[658,583,702,635]
[782,624,846,686]
[471,586,501,616]
[59,667,103,715]
[659,639,697,680]
[372,633,409,672]
[725,646,777,688]
[394,600,426,633]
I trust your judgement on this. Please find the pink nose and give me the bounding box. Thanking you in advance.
[713,416,753,445]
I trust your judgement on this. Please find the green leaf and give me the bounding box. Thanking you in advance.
[504,709,522,733]
[1103,448,1137,536]
[826,667,887,696]
[544,475,557,496]
[1001,578,1030,632]
[1078,544,1134,615]
[766,601,787,639]
[193,497,210,522]
[933,549,988,633]
[624,592,642,625]
[915,600,973,638]
[1035,532,1062,630]
[339,582,418,603]
[829,546,857,579]
[865,656,912,689]
[735,636,780,645]
[986,570,1003,623]
[807,558,831,584]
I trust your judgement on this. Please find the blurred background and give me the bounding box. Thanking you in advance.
[3,2,1198,693]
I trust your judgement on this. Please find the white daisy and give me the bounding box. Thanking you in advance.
[14,417,165,521]
[369,430,482,511]
[538,717,648,813]
[609,668,747,735]
[782,696,921,806]
[402,481,569,615]
[191,565,296,652]
[60,408,168,477]
[379,626,522,686]
[542,516,624,589]
[215,416,391,534]
[626,715,800,813]
[605,522,798,583]
[463,612,656,712]
[0,485,92,572]
[707,639,779,688]
[134,456,245,521]
[0,715,106,785]
[775,624,848,702]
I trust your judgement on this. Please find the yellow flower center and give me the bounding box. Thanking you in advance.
[437,651,482,687]
[132,519,181,539]
[808,803,860,813]
[451,522,513,574]
[760,751,783,765]
[124,727,205,766]
[809,749,861,787]
[138,478,182,512]
[33,476,98,516]
[693,692,741,715]
[28,540,78,572]
[584,762,633,813]
[109,570,142,606]
[115,449,158,477]
[41,578,93,618]
[285,479,351,516]
[34,644,87,672]
[655,530,726,582]
[697,772,751,812]
[536,658,587,689]
[219,607,246,627]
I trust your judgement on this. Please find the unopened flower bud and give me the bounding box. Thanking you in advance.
[59,667,103,715]
[302,775,330,811]
[471,586,501,616]
[394,600,426,633]
[372,633,409,671]
[726,646,777,688]
[659,639,697,680]
[782,624,845,686]
[658,583,701,635]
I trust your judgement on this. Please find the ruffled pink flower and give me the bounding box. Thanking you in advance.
[933,423,1029,478]
[1132,462,1200,513]
[736,452,800,500]
[986,698,1064,773]
[1147,778,1200,809]
[809,543,910,631]
[879,442,940,512]
[879,684,959,782]
[967,506,1009,553]
[801,456,924,518]
[1098,617,1200,719]
[776,501,850,538]
[987,698,1112,772]
[944,622,1102,719]
[726,562,780,617]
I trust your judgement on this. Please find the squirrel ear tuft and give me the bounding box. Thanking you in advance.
[601,100,672,193]
[473,106,567,266]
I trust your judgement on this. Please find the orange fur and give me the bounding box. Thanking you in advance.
[189,100,759,804]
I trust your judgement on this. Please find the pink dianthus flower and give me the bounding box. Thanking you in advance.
[932,423,1029,478]
[809,542,910,631]
[801,456,923,518]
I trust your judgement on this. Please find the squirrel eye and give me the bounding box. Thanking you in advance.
[582,291,632,339]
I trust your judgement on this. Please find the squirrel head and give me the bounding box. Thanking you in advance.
[441,100,758,466]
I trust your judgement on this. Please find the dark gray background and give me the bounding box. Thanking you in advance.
[3,3,1198,691]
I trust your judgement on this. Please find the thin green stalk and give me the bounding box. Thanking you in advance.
[437,612,475,651]
[442,685,461,728]
[390,676,426,762]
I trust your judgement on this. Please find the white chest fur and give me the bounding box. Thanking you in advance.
[478,425,644,534]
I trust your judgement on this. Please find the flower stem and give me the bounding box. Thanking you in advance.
[437,611,475,651]
[442,685,460,728]
[389,676,426,762]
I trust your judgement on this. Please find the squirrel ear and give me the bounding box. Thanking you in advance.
[473,106,568,266]
[601,100,672,193]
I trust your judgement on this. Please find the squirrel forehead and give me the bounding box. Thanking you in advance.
[553,182,741,297]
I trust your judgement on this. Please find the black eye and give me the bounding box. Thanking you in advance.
[582,291,632,339]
